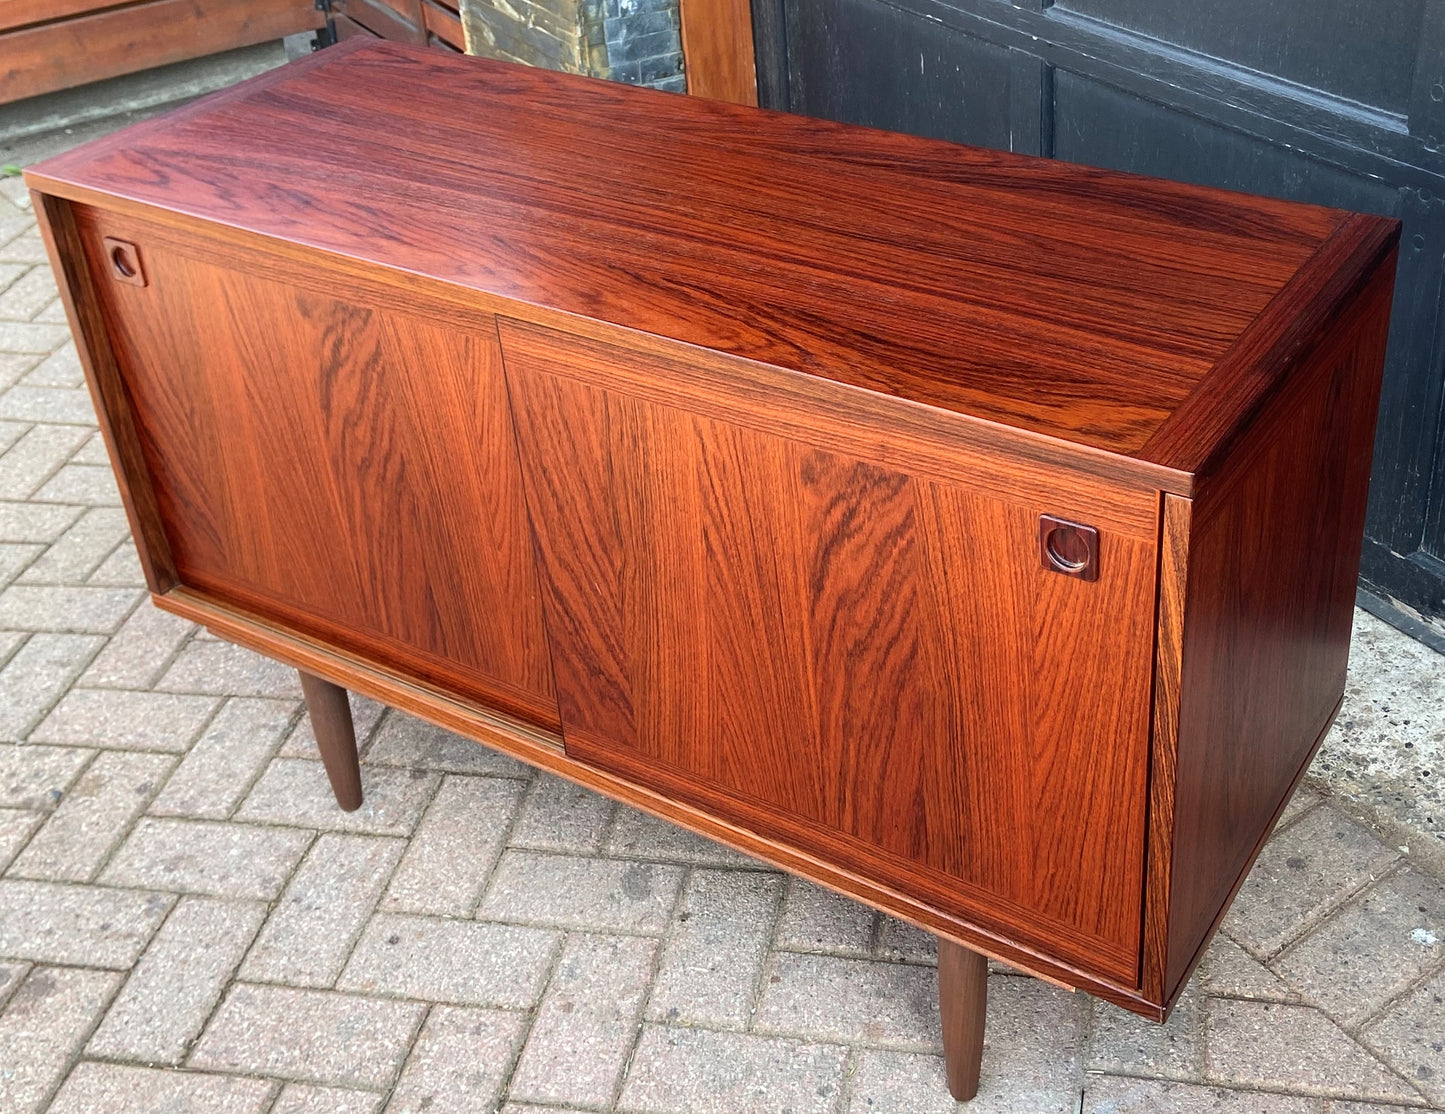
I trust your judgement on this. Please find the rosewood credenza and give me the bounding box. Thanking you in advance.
[27,39,1399,1101]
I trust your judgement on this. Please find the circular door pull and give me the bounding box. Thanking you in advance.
[1039,515,1099,581]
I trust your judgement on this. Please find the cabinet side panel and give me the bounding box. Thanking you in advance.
[1164,253,1396,999]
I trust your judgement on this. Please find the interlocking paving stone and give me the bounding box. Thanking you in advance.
[1207,999,1420,1102]
[1226,807,1401,958]
[876,916,939,965]
[20,344,82,389]
[0,423,89,500]
[512,932,658,1107]
[381,774,523,916]
[1089,984,1202,1081]
[502,1106,599,1114]
[386,1005,527,1114]
[0,418,26,454]
[236,758,439,836]
[843,1050,959,1114]
[150,698,297,820]
[88,896,265,1064]
[68,432,111,466]
[0,957,29,1007]
[270,1083,382,1114]
[618,1025,848,1114]
[189,984,425,1089]
[0,806,42,870]
[1359,966,1445,1106]
[17,506,129,584]
[284,692,384,759]
[0,742,90,809]
[101,817,312,900]
[755,951,941,1050]
[79,603,195,689]
[646,868,781,1028]
[775,876,877,957]
[0,540,41,586]
[0,631,104,739]
[0,230,47,264]
[0,499,81,543]
[606,805,762,867]
[510,770,616,853]
[0,385,96,424]
[1081,1077,1321,1113]
[0,266,58,320]
[1200,932,1300,1002]
[0,966,121,1114]
[31,688,217,753]
[9,749,173,881]
[0,583,140,633]
[31,462,121,505]
[157,640,303,698]
[339,912,559,1007]
[241,833,405,988]
[0,320,71,353]
[86,540,144,586]
[479,849,685,933]
[48,1062,274,1114]
[1272,865,1445,1025]
[0,878,172,966]
[365,709,530,777]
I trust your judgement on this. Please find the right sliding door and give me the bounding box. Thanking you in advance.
[500,317,1160,983]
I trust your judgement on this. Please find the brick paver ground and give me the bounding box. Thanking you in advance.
[1,172,1443,1113]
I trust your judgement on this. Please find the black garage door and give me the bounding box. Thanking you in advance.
[753,0,1445,646]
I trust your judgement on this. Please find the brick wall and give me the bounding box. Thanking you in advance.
[460,0,683,91]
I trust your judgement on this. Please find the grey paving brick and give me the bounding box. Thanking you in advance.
[0,878,172,966]
[647,868,780,1028]
[0,583,140,633]
[1082,1077,1320,1113]
[101,817,312,900]
[1200,932,1299,1002]
[501,1104,598,1114]
[619,1025,847,1114]
[0,354,38,393]
[0,806,42,870]
[48,1062,274,1114]
[284,691,384,758]
[607,805,761,867]
[0,540,41,586]
[0,384,96,424]
[0,957,28,1008]
[339,912,559,1007]
[0,418,25,454]
[0,231,46,264]
[33,299,66,324]
[479,849,684,933]
[0,499,82,543]
[843,1050,958,1114]
[157,640,303,697]
[775,876,876,957]
[0,320,70,353]
[0,423,89,499]
[33,688,219,752]
[271,1083,381,1114]
[1226,807,1400,958]
[88,896,266,1064]
[1359,966,1445,1107]
[150,698,296,819]
[512,932,657,1106]
[0,632,104,739]
[365,708,529,777]
[386,1005,526,1114]
[33,462,121,505]
[190,984,424,1089]
[241,833,405,988]
[17,506,129,584]
[1272,865,1445,1024]
[236,758,438,836]
[0,741,90,809]
[0,267,58,321]
[510,770,615,853]
[0,966,121,1114]
[69,431,110,466]
[755,951,941,1050]
[86,539,144,586]
[20,343,82,388]
[381,774,522,916]
[79,602,195,688]
[876,916,938,964]
[1089,984,1201,1081]
[0,625,20,662]
[1207,999,1419,1102]
[9,749,173,880]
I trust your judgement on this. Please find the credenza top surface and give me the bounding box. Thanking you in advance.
[28,39,1397,472]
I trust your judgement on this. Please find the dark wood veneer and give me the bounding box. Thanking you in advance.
[27,41,1399,1097]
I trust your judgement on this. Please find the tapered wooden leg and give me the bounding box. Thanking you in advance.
[938,938,988,1101]
[298,671,363,811]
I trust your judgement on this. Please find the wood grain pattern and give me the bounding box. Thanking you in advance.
[76,206,557,728]
[0,0,323,104]
[1161,249,1397,1000]
[679,0,758,104]
[502,320,1159,981]
[27,40,1358,461]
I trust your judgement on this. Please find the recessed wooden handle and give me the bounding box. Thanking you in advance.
[102,237,146,287]
[1039,515,1099,581]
